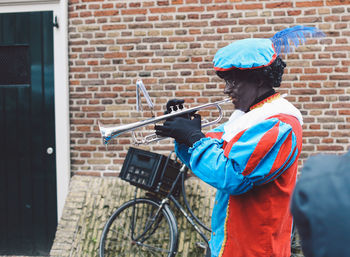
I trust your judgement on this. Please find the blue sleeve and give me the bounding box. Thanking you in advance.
[174,141,191,167]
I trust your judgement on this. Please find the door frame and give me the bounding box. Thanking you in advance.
[0,0,69,221]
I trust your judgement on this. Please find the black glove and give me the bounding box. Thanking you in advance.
[155,114,205,147]
[164,98,197,119]
[165,99,184,114]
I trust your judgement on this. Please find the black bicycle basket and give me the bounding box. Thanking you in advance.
[119,147,182,195]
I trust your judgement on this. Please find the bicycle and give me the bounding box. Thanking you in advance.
[99,147,211,257]
[99,147,301,257]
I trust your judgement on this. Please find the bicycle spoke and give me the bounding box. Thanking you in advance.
[100,198,175,257]
[137,242,171,253]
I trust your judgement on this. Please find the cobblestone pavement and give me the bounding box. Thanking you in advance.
[50,175,216,257]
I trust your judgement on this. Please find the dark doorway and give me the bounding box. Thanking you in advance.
[0,11,57,256]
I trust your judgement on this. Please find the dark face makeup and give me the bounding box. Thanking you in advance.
[223,78,261,112]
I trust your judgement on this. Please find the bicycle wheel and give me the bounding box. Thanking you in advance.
[291,222,303,257]
[99,198,177,257]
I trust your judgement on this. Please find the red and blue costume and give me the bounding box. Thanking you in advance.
[175,94,303,257]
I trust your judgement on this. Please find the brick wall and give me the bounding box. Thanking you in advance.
[68,0,350,177]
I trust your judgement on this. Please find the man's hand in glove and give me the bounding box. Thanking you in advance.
[164,98,197,120]
[155,114,205,147]
[165,99,184,114]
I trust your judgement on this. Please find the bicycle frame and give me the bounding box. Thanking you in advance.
[129,163,211,254]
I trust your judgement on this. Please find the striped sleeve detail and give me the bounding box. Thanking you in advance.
[206,131,224,140]
[242,121,280,176]
[224,118,297,185]
[224,130,245,158]
[257,132,298,185]
[187,115,301,195]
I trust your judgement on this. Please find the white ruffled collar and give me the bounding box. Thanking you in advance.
[222,95,303,142]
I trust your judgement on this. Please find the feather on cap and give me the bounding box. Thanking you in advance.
[270,25,325,56]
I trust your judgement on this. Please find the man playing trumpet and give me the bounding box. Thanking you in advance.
[155,26,324,257]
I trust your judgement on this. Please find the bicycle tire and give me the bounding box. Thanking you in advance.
[291,222,303,257]
[99,198,178,257]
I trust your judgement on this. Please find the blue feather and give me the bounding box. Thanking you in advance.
[270,25,325,55]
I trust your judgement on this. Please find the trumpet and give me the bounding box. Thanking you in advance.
[99,98,231,145]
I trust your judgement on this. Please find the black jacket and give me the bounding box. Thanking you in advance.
[291,151,350,257]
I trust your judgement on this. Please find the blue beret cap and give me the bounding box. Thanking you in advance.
[213,26,325,71]
[213,38,276,71]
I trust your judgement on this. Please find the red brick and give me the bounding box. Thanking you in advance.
[76,126,91,132]
[335,67,348,72]
[339,110,350,115]
[183,21,208,27]
[326,0,350,5]
[101,3,113,8]
[197,35,221,41]
[320,89,345,95]
[235,3,263,10]
[121,9,147,15]
[175,91,201,97]
[178,6,204,12]
[266,2,293,8]
[330,75,350,80]
[333,103,350,108]
[239,18,266,25]
[169,36,195,42]
[300,75,327,81]
[207,5,234,11]
[94,10,119,16]
[312,60,339,66]
[102,24,126,30]
[341,15,350,21]
[70,67,90,72]
[173,64,197,69]
[322,138,334,144]
[309,124,321,129]
[81,106,105,112]
[211,20,237,26]
[290,89,317,95]
[72,146,97,151]
[80,11,92,17]
[150,7,176,13]
[297,17,322,23]
[104,52,126,58]
[304,68,317,74]
[319,68,333,73]
[325,45,350,51]
[304,103,330,109]
[75,171,101,176]
[296,1,324,7]
[268,17,294,24]
[71,119,94,124]
[324,15,341,22]
[185,77,209,83]
[116,38,141,44]
[129,2,141,7]
[317,145,344,151]
[303,131,329,137]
